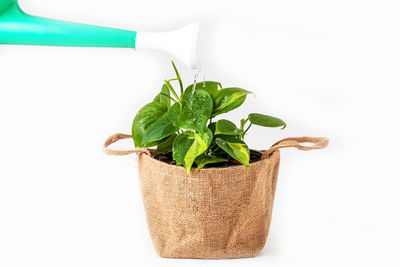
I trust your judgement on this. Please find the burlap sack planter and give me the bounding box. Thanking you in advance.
[104,133,328,259]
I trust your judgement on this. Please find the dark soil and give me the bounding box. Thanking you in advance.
[152,150,262,169]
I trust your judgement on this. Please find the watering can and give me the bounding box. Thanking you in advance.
[0,0,199,68]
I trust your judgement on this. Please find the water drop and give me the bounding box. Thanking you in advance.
[190,68,203,105]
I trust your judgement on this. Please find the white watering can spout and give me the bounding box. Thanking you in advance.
[136,22,199,69]
[0,0,200,68]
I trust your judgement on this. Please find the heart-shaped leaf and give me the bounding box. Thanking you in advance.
[157,134,177,154]
[178,89,213,132]
[212,88,252,117]
[194,152,227,170]
[173,129,213,173]
[132,102,168,147]
[248,113,286,129]
[141,115,178,146]
[185,81,220,99]
[153,85,171,108]
[215,136,250,168]
[215,119,244,135]
[168,102,181,127]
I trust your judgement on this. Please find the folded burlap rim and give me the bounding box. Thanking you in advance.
[103,133,329,162]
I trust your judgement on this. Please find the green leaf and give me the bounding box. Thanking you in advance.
[215,136,250,168]
[248,113,286,129]
[185,81,220,99]
[213,88,252,117]
[132,102,168,147]
[173,129,213,173]
[178,89,213,132]
[240,118,247,130]
[153,85,171,108]
[168,102,181,127]
[215,119,244,135]
[194,152,227,170]
[157,134,177,154]
[214,95,247,117]
[141,115,178,146]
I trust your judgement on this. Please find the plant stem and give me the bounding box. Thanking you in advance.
[164,80,180,102]
[239,118,249,139]
[242,123,253,137]
[178,80,184,97]
[171,61,184,96]
[240,118,249,131]
[159,93,177,103]
[210,143,217,150]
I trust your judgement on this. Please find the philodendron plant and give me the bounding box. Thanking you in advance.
[132,62,286,173]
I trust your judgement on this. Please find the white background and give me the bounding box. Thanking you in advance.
[1,0,399,266]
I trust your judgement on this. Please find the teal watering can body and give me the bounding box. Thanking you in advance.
[0,0,136,48]
[0,0,199,68]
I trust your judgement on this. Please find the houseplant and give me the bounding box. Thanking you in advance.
[131,61,288,172]
[103,62,328,259]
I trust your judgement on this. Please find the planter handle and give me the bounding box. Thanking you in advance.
[103,133,328,159]
[262,137,329,159]
[103,133,151,156]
